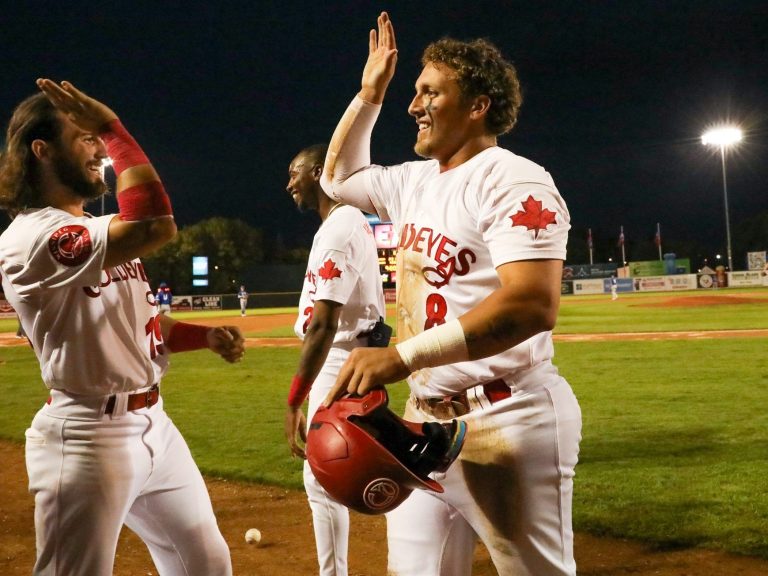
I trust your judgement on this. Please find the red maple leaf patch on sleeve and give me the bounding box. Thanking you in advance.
[318,258,342,283]
[510,195,557,238]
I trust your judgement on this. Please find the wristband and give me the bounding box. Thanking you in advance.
[287,375,313,408]
[100,119,150,176]
[100,119,173,221]
[395,319,468,372]
[117,181,173,221]
[166,321,209,353]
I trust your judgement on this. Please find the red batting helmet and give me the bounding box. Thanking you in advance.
[306,389,466,515]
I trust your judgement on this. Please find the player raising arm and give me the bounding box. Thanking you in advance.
[34,79,177,266]
[322,13,564,399]
[0,80,241,576]
[320,12,582,576]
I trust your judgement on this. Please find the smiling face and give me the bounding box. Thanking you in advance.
[408,63,476,167]
[286,152,321,212]
[49,113,109,200]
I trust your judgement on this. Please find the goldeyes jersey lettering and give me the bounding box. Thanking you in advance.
[398,224,476,290]
[83,261,150,297]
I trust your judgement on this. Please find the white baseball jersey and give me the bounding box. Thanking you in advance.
[294,205,385,344]
[362,146,570,397]
[0,207,167,395]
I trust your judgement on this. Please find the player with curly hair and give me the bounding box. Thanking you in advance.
[321,13,581,576]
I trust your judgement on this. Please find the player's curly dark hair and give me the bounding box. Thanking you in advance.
[0,93,61,217]
[422,38,523,136]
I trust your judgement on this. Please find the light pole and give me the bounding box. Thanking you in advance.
[701,126,742,271]
[100,157,114,216]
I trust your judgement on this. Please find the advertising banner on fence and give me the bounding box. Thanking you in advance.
[192,295,222,310]
[571,278,632,295]
[572,279,605,295]
[171,295,222,311]
[562,263,618,280]
[633,274,697,292]
[629,259,691,277]
[728,271,764,288]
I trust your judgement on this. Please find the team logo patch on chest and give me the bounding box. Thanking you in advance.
[318,258,342,283]
[510,195,557,239]
[48,225,92,266]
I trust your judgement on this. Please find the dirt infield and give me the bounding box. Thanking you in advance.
[3,303,768,574]
[2,440,768,575]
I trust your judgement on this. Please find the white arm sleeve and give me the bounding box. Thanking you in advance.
[320,96,381,213]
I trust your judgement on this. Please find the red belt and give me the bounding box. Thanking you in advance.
[105,385,160,414]
[419,379,511,416]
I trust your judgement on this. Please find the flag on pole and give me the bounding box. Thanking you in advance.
[655,222,662,260]
[619,225,627,266]
[587,228,593,250]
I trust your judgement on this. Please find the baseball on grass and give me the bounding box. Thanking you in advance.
[245,528,262,545]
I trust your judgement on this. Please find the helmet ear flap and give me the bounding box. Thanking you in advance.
[306,389,467,515]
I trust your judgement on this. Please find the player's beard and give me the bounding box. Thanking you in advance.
[414,140,432,160]
[292,188,318,213]
[51,149,109,202]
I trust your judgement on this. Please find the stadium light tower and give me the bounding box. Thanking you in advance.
[100,157,114,216]
[701,126,742,271]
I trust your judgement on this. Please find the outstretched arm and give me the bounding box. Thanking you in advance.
[37,79,176,267]
[320,12,398,212]
[159,314,245,363]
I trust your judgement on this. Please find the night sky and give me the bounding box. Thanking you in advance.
[2,1,766,266]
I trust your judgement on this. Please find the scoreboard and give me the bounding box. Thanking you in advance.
[368,217,397,289]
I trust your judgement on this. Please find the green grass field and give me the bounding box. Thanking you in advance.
[1,288,767,557]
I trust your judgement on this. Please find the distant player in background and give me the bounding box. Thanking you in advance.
[156,281,173,314]
[238,284,249,316]
[15,313,26,339]
[611,274,619,300]
[321,13,582,576]
[284,143,387,576]
[0,79,244,576]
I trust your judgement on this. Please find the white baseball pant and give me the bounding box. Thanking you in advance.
[304,346,355,576]
[25,392,231,576]
[386,362,582,576]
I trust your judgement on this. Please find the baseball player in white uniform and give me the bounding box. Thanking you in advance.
[320,13,582,576]
[0,80,244,576]
[284,143,387,576]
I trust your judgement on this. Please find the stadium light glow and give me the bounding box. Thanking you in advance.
[702,125,742,272]
[99,158,114,216]
[701,127,742,146]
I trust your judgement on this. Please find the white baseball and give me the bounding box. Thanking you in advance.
[245,528,262,545]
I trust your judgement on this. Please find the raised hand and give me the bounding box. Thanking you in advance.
[359,11,398,104]
[36,79,118,132]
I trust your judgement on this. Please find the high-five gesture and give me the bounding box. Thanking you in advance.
[358,12,398,104]
[36,79,118,133]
